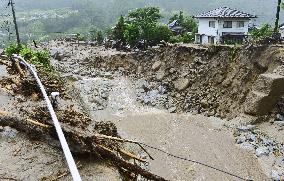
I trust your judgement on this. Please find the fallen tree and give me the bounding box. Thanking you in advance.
[0,111,167,181]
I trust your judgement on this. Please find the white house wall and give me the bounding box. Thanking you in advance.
[217,18,250,35]
[196,18,251,44]
[198,18,218,37]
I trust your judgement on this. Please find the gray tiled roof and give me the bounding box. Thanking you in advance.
[195,7,257,18]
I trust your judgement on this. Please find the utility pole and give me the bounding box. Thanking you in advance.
[9,0,20,45]
[274,0,282,34]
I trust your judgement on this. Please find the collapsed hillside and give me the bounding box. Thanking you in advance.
[1,41,284,180]
[47,41,284,121]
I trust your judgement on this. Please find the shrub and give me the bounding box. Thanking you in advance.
[5,44,52,71]
[250,24,274,41]
[5,44,25,57]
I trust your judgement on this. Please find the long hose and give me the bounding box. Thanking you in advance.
[13,55,82,181]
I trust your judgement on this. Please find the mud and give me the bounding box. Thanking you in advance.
[2,41,284,180]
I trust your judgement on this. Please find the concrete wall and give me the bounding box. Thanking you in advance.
[280,28,284,38]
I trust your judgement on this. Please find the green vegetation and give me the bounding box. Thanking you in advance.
[5,44,52,71]
[168,11,197,43]
[250,24,274,41]
[95,31,104,45]
[1,0,282,46]
[111,7,173,49]
[75,33,85,42]
[229,46,241,61]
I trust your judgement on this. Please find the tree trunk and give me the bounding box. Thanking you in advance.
[274,0,282,33]
[10,0,20,45]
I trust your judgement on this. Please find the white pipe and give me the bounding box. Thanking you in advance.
[13,55,82,181]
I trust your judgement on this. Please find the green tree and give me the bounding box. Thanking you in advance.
[251,24,273,40]
[89,28,97,41]
[127,7,162,48]
[95,31,104,45]
[112,15,127,48]
[124,23,140,47]
[149,25,173,46]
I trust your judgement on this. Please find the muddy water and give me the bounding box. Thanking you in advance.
[73,75,268,181]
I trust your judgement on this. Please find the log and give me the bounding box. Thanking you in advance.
[0,60,10,67]
[0,113,167,181]
[14,59,25,77]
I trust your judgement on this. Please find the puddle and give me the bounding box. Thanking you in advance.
[0,65,8,76]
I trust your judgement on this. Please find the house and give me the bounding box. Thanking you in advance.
[168,20,185,35]
[194,7,257,44]
[280,25,284,38]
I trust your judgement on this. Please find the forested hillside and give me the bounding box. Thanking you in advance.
[0,0,283,44]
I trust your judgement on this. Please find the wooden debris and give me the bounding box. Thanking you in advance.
[0,176,19,181]
[0,114,167,181]
[0,60,10,67]
[15,60,25,77]
[117,148,146,162]
[26,119,51,128]
[0,111,10,116]
[95,134,154,160]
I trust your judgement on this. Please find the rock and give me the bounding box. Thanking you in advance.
[15,95,26,102]
[50,48,59,57]
[237,125,255,132]
[274,121,284,127]
[236,136,246,144]
[156,69,165,80]
[169,107,176,113]
[55,53,65,61]
[200,99,209,108]
[255,146,269,157]
[245,73,284,116]
[275,157,284,168]
[151,61,162,71]
[1,126,18,138]
[239,142,255,151]
[262,138,274,146]
[174,78,190,91]
[169,68,176,74]
[137,66,143,74]
[276,114,284,121]
[248,134,257,142]
[271,170,281,181]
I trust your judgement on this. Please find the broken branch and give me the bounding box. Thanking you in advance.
[0,114,167,181]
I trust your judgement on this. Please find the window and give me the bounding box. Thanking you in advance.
[209,21,215,28]
[236,21,244,28]
[208,36,215,44]
[223,21,232,28]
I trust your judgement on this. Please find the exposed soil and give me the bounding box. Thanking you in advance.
[1,41,284,180]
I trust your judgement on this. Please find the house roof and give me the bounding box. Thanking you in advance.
[195,7,257,18]
[168,20,178,28]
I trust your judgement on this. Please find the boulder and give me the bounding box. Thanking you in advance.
[50,48,59,58]
[239,142,254,151]
[255,146,269,157]
[271,170,281,181]
[55,53,65,61]
[245,73,284,116]
[151,61,162,71]
[156,69,165,80]
[174,78,190,91]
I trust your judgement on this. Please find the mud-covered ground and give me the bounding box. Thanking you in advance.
[1,41,284,180]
